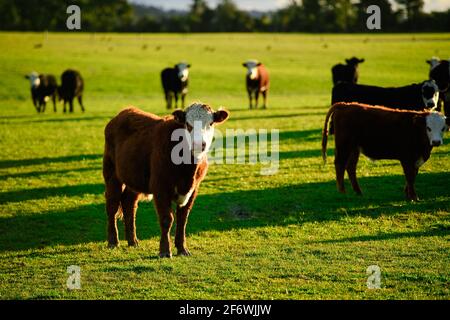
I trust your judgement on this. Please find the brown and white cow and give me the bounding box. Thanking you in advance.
[103,103,229,258]
[243,60,270,109]
[322,102,447,201]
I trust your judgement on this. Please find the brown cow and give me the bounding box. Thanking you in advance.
[322,102,447,201]
[243,60,270,109]
[103,103,229,257]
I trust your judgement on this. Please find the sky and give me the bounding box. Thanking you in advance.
[130,0,450,13]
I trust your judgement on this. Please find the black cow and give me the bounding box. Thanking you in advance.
[25,72,58,113]
[331,57,365,85]
[161,63,190,109]
[332,80,440,111]
[427,58,450,122]
[58,69,85,113]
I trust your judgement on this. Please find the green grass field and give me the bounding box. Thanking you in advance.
[0,32,449,300]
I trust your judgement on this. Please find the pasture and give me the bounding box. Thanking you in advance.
[0,32,449,299]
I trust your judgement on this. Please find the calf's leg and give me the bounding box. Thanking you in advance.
[103,155,123,247]
[262,90,268,109]
[153,194,174,258]
[401,161,419,201]
[174,92,179,109]
[121,187,140,247]
[69,98,74,113]
[334,146,350,194]
[175,188,198,256]
[52,94,57,112]
[346,149,362,195]
[181,93,186,109]
[77,95,85,112]
[247,90,253,109]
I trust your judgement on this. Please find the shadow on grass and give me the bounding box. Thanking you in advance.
[0,183,103,204]
[0,154,102,169]
[0,166,102,180]
[316,227,450,244]
[0,171,449,252]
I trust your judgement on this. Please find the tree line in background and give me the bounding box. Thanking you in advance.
[0,0,449,32]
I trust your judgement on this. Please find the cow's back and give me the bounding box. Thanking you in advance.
[104,108,179,193]
[161,68,180,92]
[258,64,270,90]
[333,104,425,159]
[61,70,83,98]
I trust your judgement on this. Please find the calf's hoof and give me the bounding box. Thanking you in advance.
[107,242,119,249]
[159,251,172,259]
[128,239,139,247]
[177,248,191,256]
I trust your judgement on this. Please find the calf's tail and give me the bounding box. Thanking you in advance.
[322,103,342,164]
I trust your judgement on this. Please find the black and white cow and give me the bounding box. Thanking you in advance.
[331,57,365,85]
[242,60,270,109]
[161,63,190,109]
[332,80,440,111]
[25,72,58,113]
[58,69,85,113]
[427,57,450,122]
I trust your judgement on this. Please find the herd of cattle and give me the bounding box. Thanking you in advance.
[25,57,450,257]
[324,56,449,202]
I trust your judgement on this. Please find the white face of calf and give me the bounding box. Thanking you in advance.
[426,57,441,70]
[243,60,260,80]
[26,72,40,88]
[176,63,190,82]
[425,112,447,147]
[422,80,439,109]
[173,103,229,160]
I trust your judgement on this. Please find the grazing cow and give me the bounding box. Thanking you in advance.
[332,80,440,111]
[331,57,365,85]
[103,103,229,257]
[322,102,447,201]
[161,63,190,109]
[58,69,85,113]
[242,60,270,109]
[427,58,450,122]
[25,72,58,113]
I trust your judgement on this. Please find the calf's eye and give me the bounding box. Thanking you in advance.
[427,127,431,132]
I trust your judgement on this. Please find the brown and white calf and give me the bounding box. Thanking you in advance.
[322,102,447,201]
[103,103,229,257]
[243,60,270,109]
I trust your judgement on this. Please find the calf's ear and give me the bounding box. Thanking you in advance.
[242,62,247,67]
[172,110,186,124]
[257,62,262,66]
[25,75,29,79]
[358,58,365,63]
[213,109,230,124]
[426,59,431,65]
[187,64,191,68]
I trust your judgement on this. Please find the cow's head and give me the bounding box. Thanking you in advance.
[426,57,441,70]
[175,62,190,82]
[173,103,229,159]
[422,112,448,147]
[345,57,365,66]
[243,60,261,80]
[25,72,40,88]
[421,80,439,108]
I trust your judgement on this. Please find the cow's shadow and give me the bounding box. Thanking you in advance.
[1,171,449,252]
